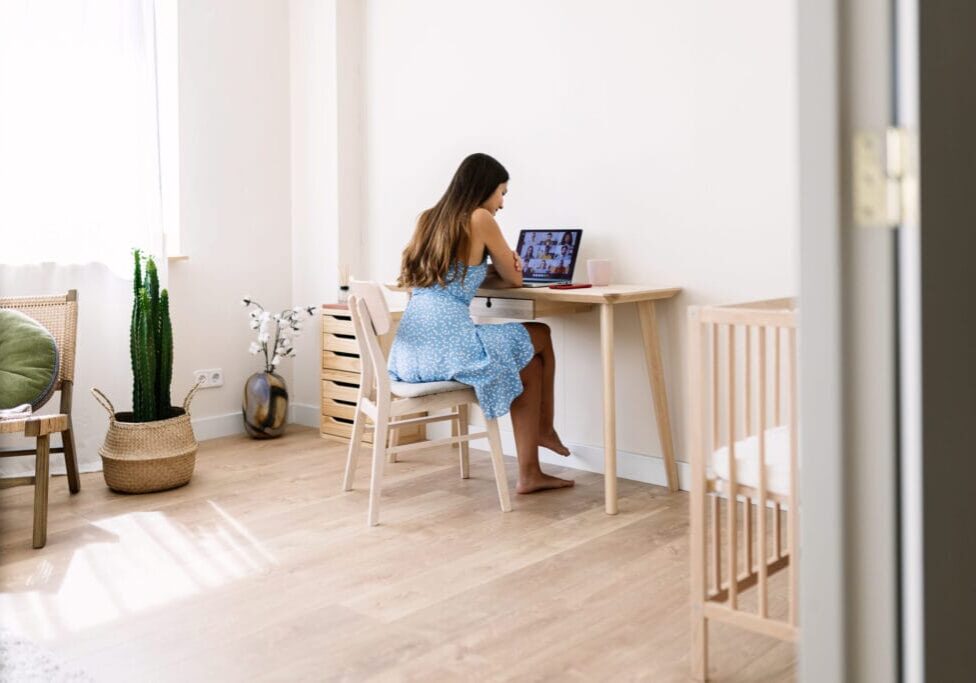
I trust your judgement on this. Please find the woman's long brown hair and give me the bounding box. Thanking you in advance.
[398,153,509,288]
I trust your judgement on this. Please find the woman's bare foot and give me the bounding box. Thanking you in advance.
[539,431,571,456]
[516,472,575,494]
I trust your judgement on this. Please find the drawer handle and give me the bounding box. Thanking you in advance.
[333,333,355,340]
[333,380,358,388]
[485,297,492,308]
[332,351,358,358]
[332,416,354,425]
[333,398,356,407]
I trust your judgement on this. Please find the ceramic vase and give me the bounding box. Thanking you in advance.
[243,371,288,438]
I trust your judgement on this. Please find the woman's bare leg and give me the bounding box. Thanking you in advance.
[523,322,570,456]
[511,355,574,493]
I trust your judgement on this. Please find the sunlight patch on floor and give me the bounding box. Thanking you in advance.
[0,505,277,641]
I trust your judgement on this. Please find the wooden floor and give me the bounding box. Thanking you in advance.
[0,427,796,682]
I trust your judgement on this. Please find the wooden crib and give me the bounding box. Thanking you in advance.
[687,298,798,680]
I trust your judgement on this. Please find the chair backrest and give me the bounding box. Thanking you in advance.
[349,280,392,336]
[0,290,78,388]
[347,281,392,400]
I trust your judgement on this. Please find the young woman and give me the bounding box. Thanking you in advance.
[389,153,573,493]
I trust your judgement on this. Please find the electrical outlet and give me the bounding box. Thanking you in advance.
[193,368,224,389]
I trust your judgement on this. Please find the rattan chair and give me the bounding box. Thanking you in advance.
[0,290,81,548]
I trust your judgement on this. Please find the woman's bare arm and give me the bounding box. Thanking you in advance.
[471,208,523,287]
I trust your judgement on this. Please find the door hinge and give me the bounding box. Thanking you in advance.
[853,126,918,228]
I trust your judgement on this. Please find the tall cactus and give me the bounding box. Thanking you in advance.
[138,288,157,420]
[131,250,143,420]
[130,252,175,422]
[158,290,173,413]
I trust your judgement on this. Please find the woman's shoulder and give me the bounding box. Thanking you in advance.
[469,207,498,236]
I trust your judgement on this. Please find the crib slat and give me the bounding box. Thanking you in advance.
[727,324,738,610]
[774,502,782,558]
[728,498,739,611]
[745,497,753,574]
[687,307,709,678]
[711,495,721,593]
[744,326,752,437]
[774,326,781,425]
[774,323,783,560]
[708,320,720,594]
[787,327,799,627]
[712,323,719,449]
[757,325,769,617]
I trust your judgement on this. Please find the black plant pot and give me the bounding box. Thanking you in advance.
[242,371,288,438]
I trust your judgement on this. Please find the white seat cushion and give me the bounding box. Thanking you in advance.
[390,379,470,398]
[710,425,792,496]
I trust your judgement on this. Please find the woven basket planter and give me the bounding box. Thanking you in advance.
[91,385,200,494]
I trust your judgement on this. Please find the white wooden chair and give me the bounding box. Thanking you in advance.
[341,281,512,526]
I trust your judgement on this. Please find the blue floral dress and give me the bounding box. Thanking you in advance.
[388,259,535,418]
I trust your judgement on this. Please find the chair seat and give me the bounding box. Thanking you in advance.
[390,379,470,398]
[710,425,792,496]
[0,413,68,436]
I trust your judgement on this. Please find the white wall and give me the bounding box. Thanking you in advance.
[362,0,798,474]
[170,0,294,436]
[289,0,367,419]
[290,0,338,420]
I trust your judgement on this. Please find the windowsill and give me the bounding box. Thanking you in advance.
[167,254,189,262]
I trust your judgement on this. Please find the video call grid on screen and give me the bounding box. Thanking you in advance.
[516,229,583,280]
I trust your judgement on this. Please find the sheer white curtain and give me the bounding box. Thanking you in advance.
[0,0,165,476]
[0,0,164,274]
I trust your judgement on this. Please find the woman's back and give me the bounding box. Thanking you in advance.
[387,256,534,419]
[410,258,485,306]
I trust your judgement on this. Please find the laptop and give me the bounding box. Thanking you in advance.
[515,229,583,287]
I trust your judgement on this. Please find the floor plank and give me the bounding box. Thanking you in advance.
[0,426,796,681]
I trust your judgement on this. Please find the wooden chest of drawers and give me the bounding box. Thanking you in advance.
[320,307,425,445]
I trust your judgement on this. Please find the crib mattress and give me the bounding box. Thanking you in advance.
[710,425,792,496]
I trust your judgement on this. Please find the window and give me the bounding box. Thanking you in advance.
[0,0,166,275]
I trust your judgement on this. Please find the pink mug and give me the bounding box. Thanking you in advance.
[587,259,612,286]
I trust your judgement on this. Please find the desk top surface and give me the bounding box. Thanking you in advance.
[387,283,681,305]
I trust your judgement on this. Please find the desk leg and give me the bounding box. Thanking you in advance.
[637,300,679,492]
[600,303,618,515]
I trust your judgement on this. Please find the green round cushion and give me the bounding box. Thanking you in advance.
[0,309,60,410]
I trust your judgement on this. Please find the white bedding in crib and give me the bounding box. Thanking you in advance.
[710,425,792,496]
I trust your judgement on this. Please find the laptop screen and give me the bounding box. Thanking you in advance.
[516,229,583,282]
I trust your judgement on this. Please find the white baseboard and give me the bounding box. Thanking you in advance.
[289,403,320,429]
[464,426,691,492]
[190,411,245,441]
[191,402,320,442]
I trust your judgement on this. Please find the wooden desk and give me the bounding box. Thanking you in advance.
[389,283,682,514]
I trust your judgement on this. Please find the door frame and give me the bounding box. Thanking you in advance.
[797,0,900,680]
